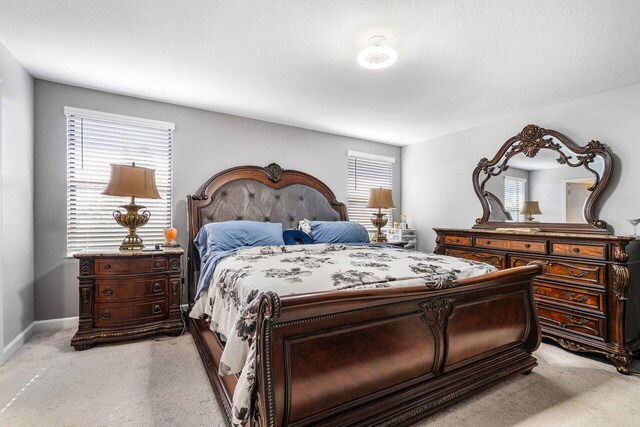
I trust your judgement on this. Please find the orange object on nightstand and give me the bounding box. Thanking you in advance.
[164,227,178,245]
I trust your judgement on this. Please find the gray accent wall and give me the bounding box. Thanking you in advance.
[402,83,640,252]
[0,42,34,350]
[34,80,401,321]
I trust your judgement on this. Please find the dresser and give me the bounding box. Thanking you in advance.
[434,228,640,373]
[71,248,184,350]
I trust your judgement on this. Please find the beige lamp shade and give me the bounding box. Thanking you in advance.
[367,188,395,209]
[520,201,542,215]
[102,163,161,199]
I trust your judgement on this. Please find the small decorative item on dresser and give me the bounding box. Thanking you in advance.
[102,162,161,250]
[367,187,395,242]
[70,248,184,350]
[627,218,640,236]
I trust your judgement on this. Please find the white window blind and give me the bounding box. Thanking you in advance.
[66,107,174,255]
[347,152,395,233]
[504,176,526,222]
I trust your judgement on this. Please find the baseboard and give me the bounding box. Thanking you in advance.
[1,322,36,365]
[2,309,191,365]
[34,316,79,331]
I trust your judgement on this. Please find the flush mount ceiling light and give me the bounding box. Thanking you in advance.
[357,35,397,70]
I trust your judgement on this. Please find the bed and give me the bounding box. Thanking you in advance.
[187,163,543,427]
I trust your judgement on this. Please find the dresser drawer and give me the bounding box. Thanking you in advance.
[443,235,472,247]
[474,237,546,254]
[96,276,168,302]
[445,248,506,269]
[510,256,605,288]
[94,257,169,275]
[550,243,606,260]
[536,303,605,339]
[533,280,604,314]
[94,300,168,328]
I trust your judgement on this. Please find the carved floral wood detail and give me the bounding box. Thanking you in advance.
[264,163,283,182]
[79,258,94,276]
[472,124,613,233]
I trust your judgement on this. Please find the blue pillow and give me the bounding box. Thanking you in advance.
[310,221,370,244]
[283,229,315,245]
[194,220,284,262]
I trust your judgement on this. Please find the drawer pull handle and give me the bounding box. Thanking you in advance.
[563,291,589,302]
[455,239,460,243]
[567,315,588,326]
[524,244,531,248]
[153,283,162,292]
[103,264,111,270]
[153,305,162,315]
[572,247,580,253]
[154,262,161,268]
[100,310,111,320]
[485,240,491,245]
[102,287,113,296]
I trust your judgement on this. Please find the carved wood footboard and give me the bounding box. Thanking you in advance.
[249,264,542,427]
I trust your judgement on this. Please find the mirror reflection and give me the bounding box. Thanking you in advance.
[479,142,605,224]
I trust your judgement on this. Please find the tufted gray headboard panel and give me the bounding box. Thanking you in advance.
[199,179,341,229]
[187,163,348,303]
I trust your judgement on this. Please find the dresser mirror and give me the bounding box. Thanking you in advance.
[472,125,613,233]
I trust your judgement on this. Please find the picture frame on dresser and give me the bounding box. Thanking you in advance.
[435,124,640,374]
[71,248,184,350]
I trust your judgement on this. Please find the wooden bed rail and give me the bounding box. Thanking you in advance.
[252,264,542,427]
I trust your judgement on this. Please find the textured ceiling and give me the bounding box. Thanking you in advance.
[1,0,639,145]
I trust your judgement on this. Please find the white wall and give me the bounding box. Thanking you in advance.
[403,83,640,252]
[34,80,402,321]
[0,42,34,351]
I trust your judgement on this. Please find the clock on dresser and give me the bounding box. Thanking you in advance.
[71,248,184,350]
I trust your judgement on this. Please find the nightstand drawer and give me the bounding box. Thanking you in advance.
[94,257,169,275]
[94,300,168,328]
[96,276,168,302]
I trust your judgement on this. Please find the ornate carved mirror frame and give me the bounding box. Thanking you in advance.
[472,125,613,234]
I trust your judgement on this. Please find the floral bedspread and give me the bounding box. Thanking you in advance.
[189,244,496,425]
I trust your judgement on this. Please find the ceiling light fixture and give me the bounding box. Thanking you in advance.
[357,35,397,70]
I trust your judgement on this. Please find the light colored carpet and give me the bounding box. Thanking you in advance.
[0,328,638,426]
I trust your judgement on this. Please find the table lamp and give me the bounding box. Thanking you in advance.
[367,188,395,242]
[102,163,161,250]
[521,201,542,222]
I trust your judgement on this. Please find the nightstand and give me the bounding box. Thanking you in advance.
[385,228,418,250]
[71,248,184,350]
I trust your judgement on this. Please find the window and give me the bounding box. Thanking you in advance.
[504,176,527,222]
[347,151,395,232]
[66,107,174,254]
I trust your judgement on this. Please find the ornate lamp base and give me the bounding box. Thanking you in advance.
[112,197,151,250]
[371,210,388,242]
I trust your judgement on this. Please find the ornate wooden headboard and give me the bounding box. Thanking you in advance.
[186,163,348,301]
